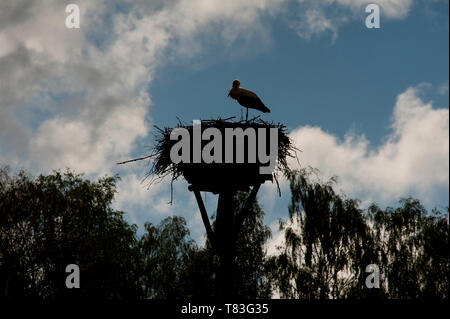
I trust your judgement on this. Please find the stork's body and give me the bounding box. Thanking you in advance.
[228,79,270,120]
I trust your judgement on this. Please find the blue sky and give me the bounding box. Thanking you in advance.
[0,0,448,246]
[149,2,448,142]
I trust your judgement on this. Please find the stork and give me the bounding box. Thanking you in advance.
[227,79,270,120]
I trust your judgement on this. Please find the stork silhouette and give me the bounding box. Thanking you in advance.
[227,79,270,120]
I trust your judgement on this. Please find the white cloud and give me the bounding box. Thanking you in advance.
[29,100,148,175]
[266,216,302,257]
[288,0,413,40]
[288,86,449,205]
[266,220,286,257]
[114,173,173,225]
[113,170,209,243]
[290,8,341,41]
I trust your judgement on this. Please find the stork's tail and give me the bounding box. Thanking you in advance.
[259,105,271,113]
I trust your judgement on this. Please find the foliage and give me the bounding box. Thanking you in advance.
[0,166,447,299]
[368,200,449,298]
[138,216,196,299]
[266,169,449,299]
[231,191,272,298]
[177,190,273,299]
[0,167,141,300]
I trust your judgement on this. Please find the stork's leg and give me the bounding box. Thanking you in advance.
[246,108,248,121]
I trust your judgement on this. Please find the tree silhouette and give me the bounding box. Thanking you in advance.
[368,199,449,298]
[265,168,448,299]
[177,191,272,299]
[229,191,272,298]
[0,167,141,300]
[138,216,196,299]
[0,166,448,299]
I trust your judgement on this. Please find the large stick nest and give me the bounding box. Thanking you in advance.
[118,116,298,198]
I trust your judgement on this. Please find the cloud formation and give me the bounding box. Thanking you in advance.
[288,86,449,205]
[287,0,413,40]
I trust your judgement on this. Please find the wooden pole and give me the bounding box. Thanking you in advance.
[215,190,234,300]
[192,189,216,252]
[191,184,262,300]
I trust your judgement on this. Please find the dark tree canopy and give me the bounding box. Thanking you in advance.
[0,166,448,300]
[266,169,449,299]
[368,199,449,298]
[138,216,196,299]
[0,167,141,300]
